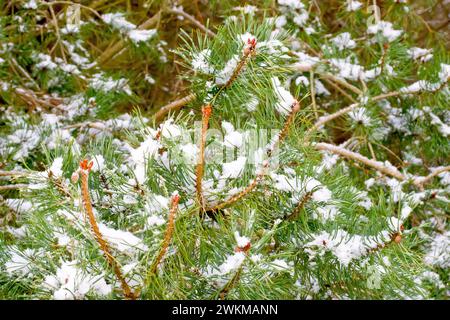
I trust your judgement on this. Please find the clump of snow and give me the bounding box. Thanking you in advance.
[234,231,250,248]
[346,0,362,11]
[277,0,305,9]
[304,229,391,266]
[215,55,240,85]
[98,223,148,253]
[349,107,371,126]
[192,49,214,74]
[221,156,247,179]
[272,77,296,115]
[102,13,136,32]
[43,260,111,300]
[222,121,243,148]
[407,47,433,63]
[91,154,105,172]
[423,231,450,269]
[90,73,132,95]
[331,32,356,50]
[48,157,64,179]
[5,247,40,275]
[368,21,402,42]
[128,29,157,44]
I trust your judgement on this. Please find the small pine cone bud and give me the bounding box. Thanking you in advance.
[394,234,402,244]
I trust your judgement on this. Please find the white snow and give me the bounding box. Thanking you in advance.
[272,77,296,115]
[91,154,105,172]
[215,55,240,85]
[346,0,362,11]
[128,29,157,43]
[222,121,243,148]
[43,260,111,300]
[192,49,214,74]
[423,231,450,269]
[277,0,305,9]
[48,157,64,179]
[367,21,402,42]
[234,231,251,248]
[102,13,136,32]
[407,47,433,63]
[98,223,148,253]
[221,156,247,179]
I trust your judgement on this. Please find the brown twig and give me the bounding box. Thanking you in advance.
[153,93,196,122]
[286,192,313,221]
[413,166,450,189]
[306,90,403,136]
[78,159,136,300]
[0,170,28,177]
[0,184,29,191]
[166,8,216,38]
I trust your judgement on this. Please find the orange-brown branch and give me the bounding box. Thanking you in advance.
[79,159,136,300]
[195,105,212,210]
[149,194,180,274]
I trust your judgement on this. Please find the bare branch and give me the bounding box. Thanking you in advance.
[315,142,406,181]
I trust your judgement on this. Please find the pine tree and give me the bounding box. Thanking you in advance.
[0,0,448,300]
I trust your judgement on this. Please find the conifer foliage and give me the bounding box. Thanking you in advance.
[0,1,449,299]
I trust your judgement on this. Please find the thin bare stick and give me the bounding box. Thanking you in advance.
[315,143,406,180]
[78,159,136,300]
[166,8,216,38]
[322,78,357,103]
[48,4,67,62]
[0,170,28,177]
[64,121,112,133]
[0,184,29,191]
[310,71,318,119]
[148,194,180,275]
[153,93,196,122]
[307,91,402,135]
[319,73,363,96]
[413,166,450,188]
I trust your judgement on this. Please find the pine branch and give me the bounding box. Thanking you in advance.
[148,194,180,275]
[286,192,313,221]
[206,100,301,213]
[78,159,136,300]
[196,104,212,211]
